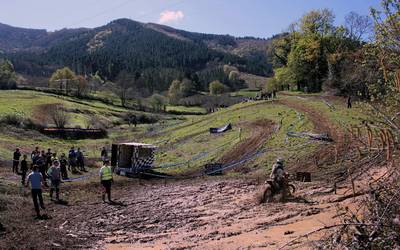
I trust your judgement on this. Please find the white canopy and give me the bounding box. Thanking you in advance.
[115,142,157,148]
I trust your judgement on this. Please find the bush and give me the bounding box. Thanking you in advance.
[0,113,24,127]
[84,116,107,130]
[209,80,229,95]
[137,114,158,124]
[123,112,138,126]
[24,118,45,131]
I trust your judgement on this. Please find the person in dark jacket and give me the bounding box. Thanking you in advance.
[101,147,108,163]
[20,154,28,185]
[12,148,21,173]
[68,147,77,173]
[45,148,53,169]
[36,151,48,187]
[347,96,352,109]
[59,153,69,180]
[76,148,86,171]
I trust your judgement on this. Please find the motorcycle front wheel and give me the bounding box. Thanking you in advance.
[262,185,274,203]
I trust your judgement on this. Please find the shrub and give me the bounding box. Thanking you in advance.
[137,114,158,124]
[209,80,229,95]
[0,113,24,127]
[24,118,45,131]
[84,116,106,130]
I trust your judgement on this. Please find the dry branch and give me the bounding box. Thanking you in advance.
[278,223,383,249]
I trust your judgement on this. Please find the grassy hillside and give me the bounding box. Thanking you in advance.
[0,90,163,158]
[0,90,367,176]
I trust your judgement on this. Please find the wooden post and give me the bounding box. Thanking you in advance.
[347,168,356,199]
[349,126,353,143]
[334,182,337,194]
[367,125,373,151]
[334,145,338,164]
[314,156,319,168]
[357,146,362,160]
[385,129,393,162]
[379,130,386,151]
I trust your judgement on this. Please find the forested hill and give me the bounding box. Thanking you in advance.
[0,19,273,80]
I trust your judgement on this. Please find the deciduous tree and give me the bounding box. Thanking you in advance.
[0,59,17,89]
[209,80,229,95]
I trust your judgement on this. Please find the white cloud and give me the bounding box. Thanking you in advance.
[158,10,184,24]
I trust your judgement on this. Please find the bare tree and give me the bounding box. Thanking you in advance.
[114,71,138,107]
[345,11,373,41]
[49,105,69,128]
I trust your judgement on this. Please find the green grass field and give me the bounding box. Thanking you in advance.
[165,105,206,114]
[230,89,260,98]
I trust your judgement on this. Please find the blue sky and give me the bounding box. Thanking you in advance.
[0,0,381,38]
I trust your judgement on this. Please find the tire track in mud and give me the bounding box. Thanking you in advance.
[219,119,276,166]
[275,98,346,181]
[50,179,317,249]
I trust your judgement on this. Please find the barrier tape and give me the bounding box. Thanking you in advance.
[152,136,239,170]
[141,148,266,180]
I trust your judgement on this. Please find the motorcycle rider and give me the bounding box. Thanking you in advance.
[270,158,286,191]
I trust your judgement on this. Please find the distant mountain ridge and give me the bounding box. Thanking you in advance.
[0,18,274,83]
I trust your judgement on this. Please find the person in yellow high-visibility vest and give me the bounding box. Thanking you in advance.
[99,159,113,203]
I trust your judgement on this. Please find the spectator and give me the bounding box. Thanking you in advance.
[12,148,21,173]
[51,152,58,162]
[20,155,28,185]
[45,148,53,170]
[76,148,86,172]
[31,151,39,168]
[31,147,39,161]
[68,147,77,173]
[26,165,45,218]
[101,147,108,163]
[37,151,48,187]
[45,148,52,169]
[59,153,69,180]
[47,160,61,201]
[100,159,113,203]
[347,96,352,109]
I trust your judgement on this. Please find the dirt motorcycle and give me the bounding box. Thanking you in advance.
[260,173,296,203]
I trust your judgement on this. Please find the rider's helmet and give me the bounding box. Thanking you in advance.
[276,158,285,165]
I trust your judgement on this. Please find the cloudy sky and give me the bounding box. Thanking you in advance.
[1,0,381,38]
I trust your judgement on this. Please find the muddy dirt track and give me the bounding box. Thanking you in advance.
[48,178,350,250]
